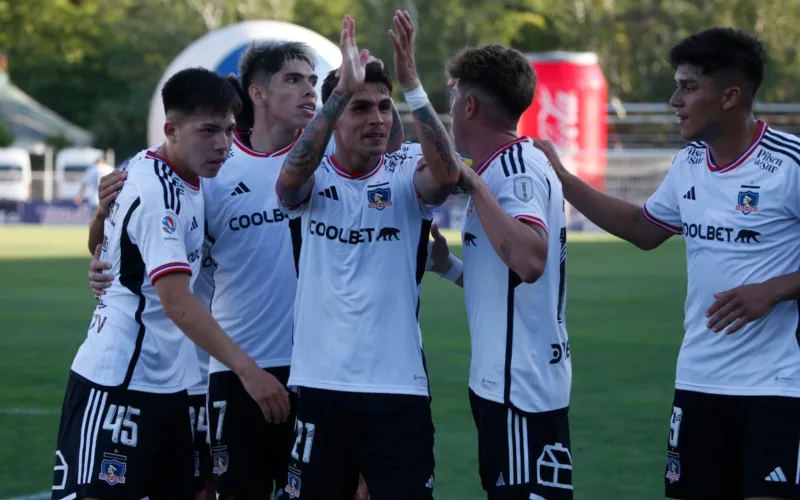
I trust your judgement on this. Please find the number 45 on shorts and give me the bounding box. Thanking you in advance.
[103,405,141,447]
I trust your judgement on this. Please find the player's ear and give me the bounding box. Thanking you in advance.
[163,119,179,144]
[466,95,479,120]
[720,85,741,112]
[249,84,267,109]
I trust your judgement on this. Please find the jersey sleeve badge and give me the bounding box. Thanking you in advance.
[513,175,535,202]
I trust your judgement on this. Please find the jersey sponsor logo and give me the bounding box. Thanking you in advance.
[666,457,681,483]
[755,149,782,173]
[682,222,762,244]
[318,185,339,200]
[463,232,477,246]
[98,453,127,485]
[682,186,696,200]
[736,185,760,215]
[190,216,198,231]
[202,255,218,268]
[685,147,704,165]
[734,229,760,243]
[212,451,229,476]
[376,227,400,240]
[367,185,393,210]
[187,248,201,264]
[549,341,571,365]
[230,181,251,196]
[513,175,535,202]
[309,220,400,244]
[228,209,287,231]
[162,215,177,234]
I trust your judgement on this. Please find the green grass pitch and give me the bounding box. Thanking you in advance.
[0,226,687,499]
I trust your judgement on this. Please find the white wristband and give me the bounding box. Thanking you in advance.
[404,85,429,111]
[438,255,463,283]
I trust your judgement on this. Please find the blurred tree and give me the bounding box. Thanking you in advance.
[44,132,72,152]
[2,0,800,157]
[0,121,14,147]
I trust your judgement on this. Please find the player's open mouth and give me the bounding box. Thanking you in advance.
[363,133,385,139]
[299,104,316,114]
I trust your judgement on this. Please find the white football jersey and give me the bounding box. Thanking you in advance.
[462,137,571,413]
[644,121,800,397]
[282,152,433,395]
[202,130,297,374]
[71,148,203,393]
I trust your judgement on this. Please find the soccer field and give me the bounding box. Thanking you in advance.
[0,226,687,499]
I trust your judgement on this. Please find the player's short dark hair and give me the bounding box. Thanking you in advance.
[233,41,316,130]
[162,67,242,120]
[445,45,536,125]
[239,41,317,91]
[667,27,766,102]
[321,62,393,104]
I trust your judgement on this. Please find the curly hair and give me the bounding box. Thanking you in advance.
[445,45,536,123]
[668,27,767,100]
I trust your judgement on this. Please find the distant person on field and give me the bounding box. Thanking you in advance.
[74,157,114,213]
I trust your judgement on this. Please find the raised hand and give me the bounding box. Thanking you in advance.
[335,15,369,94]
[388,10,419,91]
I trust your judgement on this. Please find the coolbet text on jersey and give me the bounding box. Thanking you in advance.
[644,121,800,397]
[284,149,433,394]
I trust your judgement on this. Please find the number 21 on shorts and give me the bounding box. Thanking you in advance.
[669,406,683,448]
[291,419,315,463]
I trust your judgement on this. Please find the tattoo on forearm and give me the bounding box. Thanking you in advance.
[413,104,460,175]
[278,90,353,201]
[499,238,512,261]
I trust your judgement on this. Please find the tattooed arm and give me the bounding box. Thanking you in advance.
[276,89,353,207]
[389,10,460,206]
[276,15,367,207]
[410,103,461,205]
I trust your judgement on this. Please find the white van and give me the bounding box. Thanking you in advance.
[0,147,32,201]
[55,147,104,201]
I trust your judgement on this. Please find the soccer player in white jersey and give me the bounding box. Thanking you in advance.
[536,28,800,500]
[275,13,460,499]
[197,42,317,500]
[90,43,409,500]
[432,45,572,499]
[50,68,289,500]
